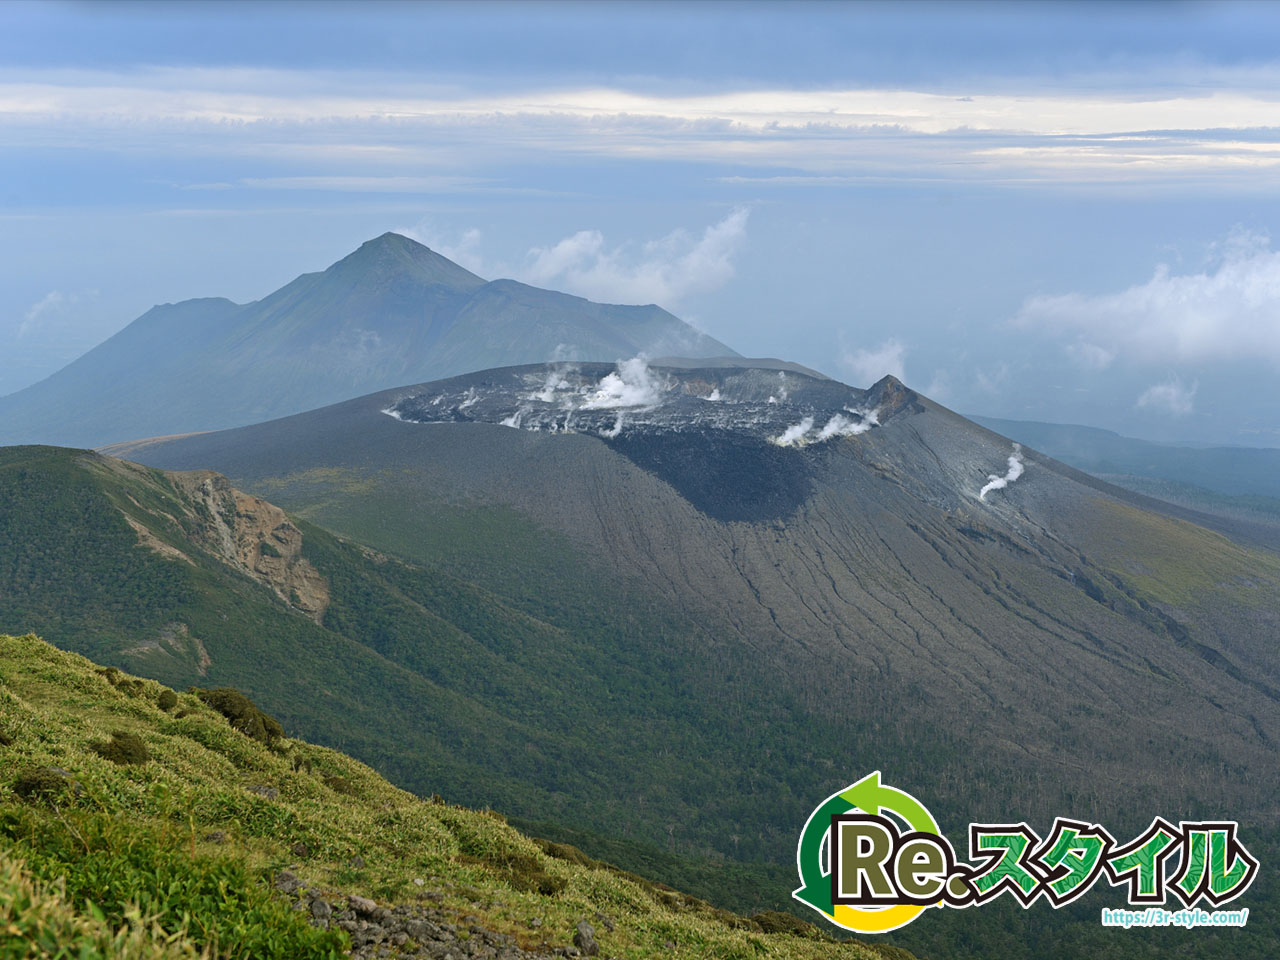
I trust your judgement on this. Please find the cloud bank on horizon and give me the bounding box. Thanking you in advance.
[5,69,1280,189]
[1018,229,1280,368]
[4,3,1280,445]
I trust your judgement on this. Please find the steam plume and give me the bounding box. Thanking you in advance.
[773,417,814,447]
[600,413,625,438]
[979,444,1025,501]
[817,408,880,440]
[581,357,667,409]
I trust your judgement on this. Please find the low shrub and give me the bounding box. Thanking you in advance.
[535,838,596,868]
[12,768,76,803]
[190,687,284,745]
[323,775,354,795]
[90,731,150,766]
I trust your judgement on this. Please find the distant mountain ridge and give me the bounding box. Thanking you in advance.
[970,414,1280,499]
[0,233,737,447]
[971,414,1280,533]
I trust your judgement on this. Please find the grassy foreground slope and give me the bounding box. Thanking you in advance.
[0,633,903,960]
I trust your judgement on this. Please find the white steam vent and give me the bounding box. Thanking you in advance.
[383,358,889,447]
[771,408,879,447]
[979,444,1025,501]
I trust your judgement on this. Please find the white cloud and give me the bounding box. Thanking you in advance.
[1137,378,1197,416]
[399,212,748,309]
[519,208,749,307]
[1017,228,1280,366]
[18,291,70,338]
[840,338,906,386]
[398,223,489,276]
[1066,341,1116,371]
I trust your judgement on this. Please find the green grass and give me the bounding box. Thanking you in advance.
[1084,499,1280,608]
[0,632,893,960]
[0,847,202,960]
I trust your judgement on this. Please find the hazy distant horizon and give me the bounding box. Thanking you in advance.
[5,1,1280,446]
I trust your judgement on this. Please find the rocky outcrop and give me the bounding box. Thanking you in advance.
[171,471,330,622]
[272,872,624,960]
[121,622,212,676]
[111,457,330,623]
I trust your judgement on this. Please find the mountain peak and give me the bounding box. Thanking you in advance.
[0,234,737,447]
[331,231,486,291]
[865,374,919,417]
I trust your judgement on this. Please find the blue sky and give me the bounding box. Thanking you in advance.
[5,1,1280,444]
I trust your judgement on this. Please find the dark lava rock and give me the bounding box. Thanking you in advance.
[273,870,302,895]
[573,921,599,957]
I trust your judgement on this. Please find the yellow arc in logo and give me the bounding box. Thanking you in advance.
[830,902,927,933]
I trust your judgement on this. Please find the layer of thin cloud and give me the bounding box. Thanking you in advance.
[6,71,1280,135]
[237,176,489,193]
[5,69,1280,187]
[1137,378,1197,416]
[841,338,906,386]
[521,208,749,307]
[18,291,68,338]
[1017,228,1280,366]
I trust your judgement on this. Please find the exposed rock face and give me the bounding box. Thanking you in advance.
[169,471,330,621]
[106,455,330,622]
[121,622,212,676]
[121,512,193,565]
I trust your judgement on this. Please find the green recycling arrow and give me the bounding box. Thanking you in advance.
[793,771,941,914]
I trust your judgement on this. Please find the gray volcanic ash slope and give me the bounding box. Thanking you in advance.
[120,359,1280,841]
[0,233,736,448]
[382,361,885,522]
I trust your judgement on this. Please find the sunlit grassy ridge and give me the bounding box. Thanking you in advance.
[1084,499,1280,609]
[0,633,901,960]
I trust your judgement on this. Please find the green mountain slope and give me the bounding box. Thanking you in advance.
[118,363,1280,958]
[1,632,895,960]
[0,233,737,448]
[0,444,891,922]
